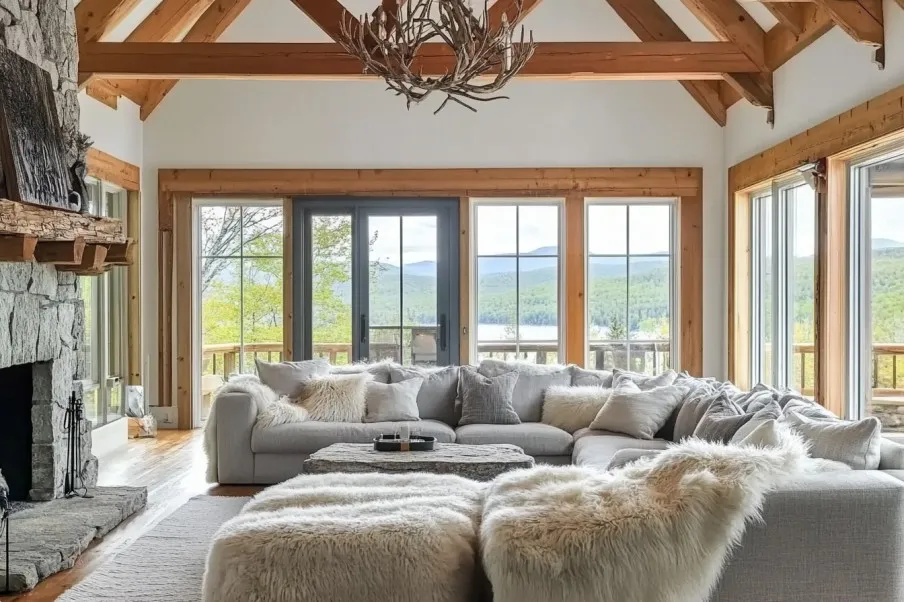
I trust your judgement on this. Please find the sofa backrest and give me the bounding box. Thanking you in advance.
[478,360,574,423]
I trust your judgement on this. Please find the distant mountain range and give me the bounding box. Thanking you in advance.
[873,238,904,250]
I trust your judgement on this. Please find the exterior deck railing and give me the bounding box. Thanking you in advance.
[200,341,904,400]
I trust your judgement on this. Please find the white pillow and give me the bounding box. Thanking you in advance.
[541,386,612,434]
[365,378,424,423]
[295,372,372,422]
[783,411,882,470]
[589,380,686,440]
[255,358,330,398]
[732,419,785,448]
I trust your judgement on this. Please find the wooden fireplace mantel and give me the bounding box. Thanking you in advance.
[0,198,133,274]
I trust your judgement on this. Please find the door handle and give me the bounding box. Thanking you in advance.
[439,314,447,352]
[360,315,367,344]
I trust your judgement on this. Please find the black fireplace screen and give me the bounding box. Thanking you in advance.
[0,363,33,500]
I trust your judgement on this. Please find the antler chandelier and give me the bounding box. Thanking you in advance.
[339,0,537,114]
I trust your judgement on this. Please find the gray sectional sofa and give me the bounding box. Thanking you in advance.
[210,360,904,602]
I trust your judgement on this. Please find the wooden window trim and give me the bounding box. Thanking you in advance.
[728,83,904,416]
[160,167,705,426]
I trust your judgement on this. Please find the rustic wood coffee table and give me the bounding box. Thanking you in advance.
[302,443,534,481]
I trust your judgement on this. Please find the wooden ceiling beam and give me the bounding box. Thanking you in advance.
[80,41,761,80]
[288,0,359,42]
[140,0,253,120]
[604,0,726,126]
[76,0,145,43]
[679,0,773,112]
[814,0,883,47]
[86,0,215,111]
[488,0,545,29]
[763,3,806,36]
[765,5,834,71]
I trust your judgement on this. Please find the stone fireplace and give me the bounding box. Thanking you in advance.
[0,266,96,500]
[0,0,95,500]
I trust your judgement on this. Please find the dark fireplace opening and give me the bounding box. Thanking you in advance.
[0,362,33,500]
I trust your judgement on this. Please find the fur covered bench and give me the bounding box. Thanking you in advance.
[202,472,486,602]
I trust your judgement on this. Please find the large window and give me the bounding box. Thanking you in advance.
[80,180,127,428]
[473,201,562,364]
[297,199,459,367]
[850,148,904,429]
[586,201,676,373]
[198,202,284,419]
[750,179,817,393]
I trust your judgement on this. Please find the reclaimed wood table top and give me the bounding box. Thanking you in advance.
[303,443,534,481]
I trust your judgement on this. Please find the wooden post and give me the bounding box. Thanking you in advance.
[564,194,586,367]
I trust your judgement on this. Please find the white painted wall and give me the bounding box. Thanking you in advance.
[79,93,143,167]
[725,0,904,166]
[139,0,726,415]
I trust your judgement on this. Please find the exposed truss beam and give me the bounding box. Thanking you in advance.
[141,0,253,120]
[604,0,726,126]
[80,41,761,81]
[765,4,833,70]
[763,3,805,36]
[678,0,773,112]
[288,0,358,42]
[814,0,883,51]
[86,0,215,109]
[76,0,145,43]
[488,0,545,29]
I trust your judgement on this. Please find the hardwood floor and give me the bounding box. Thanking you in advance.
[3,429,261,601]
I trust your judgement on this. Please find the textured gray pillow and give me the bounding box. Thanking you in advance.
[255,358,330,398]
[589,381,686,440]
[572,367,613,388]
[364,378,423,423]
[612,369,678,391]
[477,360,573,422]
[783,411,882,470]
[730,400,783,443]
[458,367,520,426]
[390,365,459,425]
[673,390,723,442]
[780,395,837,420]
[693,396,753,443]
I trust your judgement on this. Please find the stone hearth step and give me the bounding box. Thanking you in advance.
[1,486,147,592]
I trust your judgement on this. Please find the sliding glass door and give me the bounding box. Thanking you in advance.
[295,199,459,366]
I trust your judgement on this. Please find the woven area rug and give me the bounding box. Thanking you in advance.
[59,495,249,601]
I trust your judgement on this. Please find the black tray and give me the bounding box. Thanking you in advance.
[373,435,436,452]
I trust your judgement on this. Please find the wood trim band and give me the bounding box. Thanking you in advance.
[565,194,586,367]
[679,186,704,377]
[87,147,140,191]
[175,196,193,429]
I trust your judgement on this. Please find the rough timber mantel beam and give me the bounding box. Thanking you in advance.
[79,41,760,80]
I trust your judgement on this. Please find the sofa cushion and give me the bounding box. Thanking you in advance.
[589,380,686,440]
[693,396,753,443]
[364,378,423,423]
[572,430,670,469]
[251,419,456,454]
[331,362,392,383]
[572,367,613,388]
[541,385,611,434]
[454,423,573,456]
[611,368,678,390]
[608,448,663,469]
[255,358,330,398]
[390,365,459,425]
[478,360,573,422]
[783,411,882,470]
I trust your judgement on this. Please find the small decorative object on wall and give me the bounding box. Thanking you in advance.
[0,46,76,211]
[338,0,537,114]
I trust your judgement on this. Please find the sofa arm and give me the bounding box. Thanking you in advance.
[880,437,904,470]
[714,471,904,602]
[213,391,257,484]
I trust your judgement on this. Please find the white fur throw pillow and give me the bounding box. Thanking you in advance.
[295,372,372,422]
[542,386,612,433]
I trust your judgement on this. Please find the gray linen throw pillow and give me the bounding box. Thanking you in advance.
[589,381,686,440]
[693,396,754,444]
[672,390,723,442]
[390,365,459,424]
[364,378,424,423]
[783,411,882,470]
[458,367,520,426]
[255,358,330,398]
[477,360,573,422]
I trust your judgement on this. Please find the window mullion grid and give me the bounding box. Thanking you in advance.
[399,215,404,362]
[772,189,786,389]
[750,198,761,384]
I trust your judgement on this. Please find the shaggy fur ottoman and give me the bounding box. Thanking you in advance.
[202,472,486,602]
